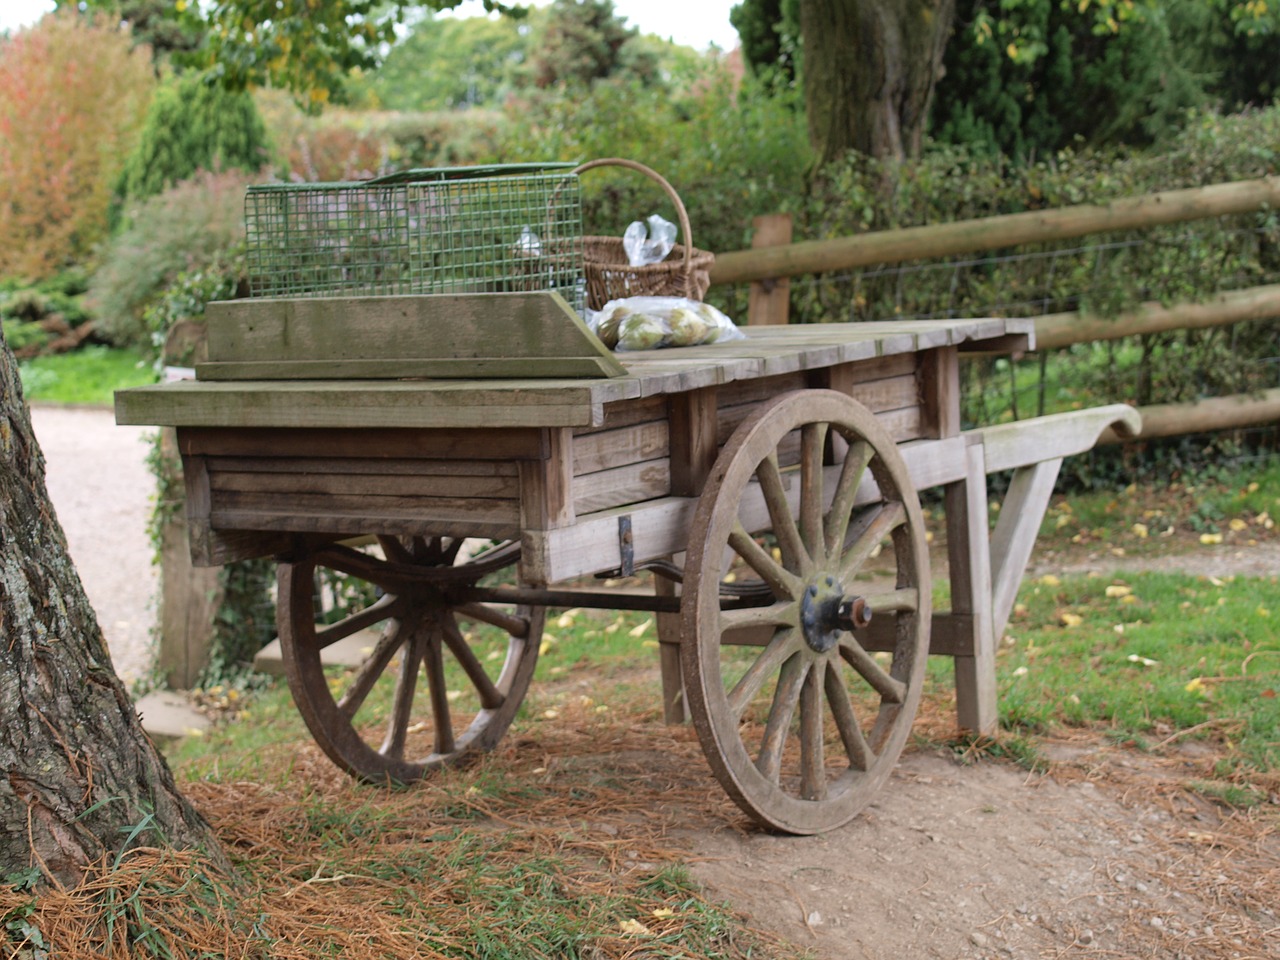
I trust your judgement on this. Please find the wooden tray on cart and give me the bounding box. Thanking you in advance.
[118,292,1137,834]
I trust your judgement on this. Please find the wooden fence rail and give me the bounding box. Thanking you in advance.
[708,177,1280,286]
[706,177,1280,448]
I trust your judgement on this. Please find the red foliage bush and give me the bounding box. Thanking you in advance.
[0,11,154,280]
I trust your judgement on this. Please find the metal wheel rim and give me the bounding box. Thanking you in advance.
[278,537,543,784]
[680,390,931,833]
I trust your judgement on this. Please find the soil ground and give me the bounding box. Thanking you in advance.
[32,405,1280,960]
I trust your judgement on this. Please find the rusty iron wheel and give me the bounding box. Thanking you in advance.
[277,536,542,784]
[680,391,931,833]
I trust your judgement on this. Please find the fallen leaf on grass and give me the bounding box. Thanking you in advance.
[1199,532,1224,545]
[1229,518,1248,532]
[1105,584,1132,598]
[1060,612,1084,627]
[1131,522,1149,539]
[1040,574,1061,587]
[619,919,652,936]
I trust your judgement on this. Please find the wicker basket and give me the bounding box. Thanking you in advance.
[574,158,714,311]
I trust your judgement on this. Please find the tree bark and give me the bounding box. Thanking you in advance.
[801,0,956,164]
[0,331,225,888]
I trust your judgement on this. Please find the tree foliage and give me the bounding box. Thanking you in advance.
[355,11,527,111]
[116,71,270,206]
[522,0,657,89]
[0,10,153,281]
[932,0,1280,159]
[166,0,521,110]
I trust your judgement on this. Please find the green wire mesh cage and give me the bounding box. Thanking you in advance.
[244,162,585,312]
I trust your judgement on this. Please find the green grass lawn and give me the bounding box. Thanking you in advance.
[18,345,155,406]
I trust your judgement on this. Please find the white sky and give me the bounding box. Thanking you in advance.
[0,1,741,51]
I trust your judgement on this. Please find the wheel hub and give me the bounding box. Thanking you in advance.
[800,575,873,652]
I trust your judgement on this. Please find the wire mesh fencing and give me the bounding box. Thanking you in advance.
[244,163,586,313]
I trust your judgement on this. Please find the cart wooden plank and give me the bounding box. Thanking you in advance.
[199,292,628,380]
[117,318,1036,430]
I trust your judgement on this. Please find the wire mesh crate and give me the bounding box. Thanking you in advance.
[244,162,585,312]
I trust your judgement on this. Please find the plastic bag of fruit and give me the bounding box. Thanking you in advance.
[588,296,745,351]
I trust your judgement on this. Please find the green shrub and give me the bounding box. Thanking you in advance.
[1,320,50,355]
[117,71,270,207]
[90,169,256,350]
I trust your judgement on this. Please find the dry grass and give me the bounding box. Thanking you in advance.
[3,695,791,959]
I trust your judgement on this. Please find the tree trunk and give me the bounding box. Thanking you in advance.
[801,0,956,164]
[0,331,225,888]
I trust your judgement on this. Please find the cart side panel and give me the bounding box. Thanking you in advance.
[179,425,545,565]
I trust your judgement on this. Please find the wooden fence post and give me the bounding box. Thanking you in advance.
[747,214,792,325]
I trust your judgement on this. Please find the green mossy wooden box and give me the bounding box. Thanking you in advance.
[195,291,625,381]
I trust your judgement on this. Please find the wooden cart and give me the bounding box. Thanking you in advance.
[117,292,1139,834]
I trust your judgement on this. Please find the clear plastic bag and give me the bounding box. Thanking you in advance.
[622,214,678,266]
[587,296,746,351]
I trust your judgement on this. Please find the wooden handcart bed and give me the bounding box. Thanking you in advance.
[117,293,1138,834]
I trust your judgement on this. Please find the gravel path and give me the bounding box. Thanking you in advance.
[30,405,157,686]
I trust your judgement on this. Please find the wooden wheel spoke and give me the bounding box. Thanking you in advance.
[836,500,906,584]
[721,602,795,634]
[381,624,428,760]
[726,627,802,719]
[800,422,828,564]
[338,619,406,719]
[729,523,800,600]
[376,536,414,565]
[756,454,809,574]
[439,612,505,710]
[315,593,402,651]
[856,586,919,615]
[823,440,873,559]
[825,662,874,771]
[755,654,807,784]
[418,623,456,757]
[837,636,907,704]
[799,661,827,800]
[454,601,530,639]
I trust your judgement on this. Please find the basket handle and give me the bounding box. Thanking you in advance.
[573,157,696,275]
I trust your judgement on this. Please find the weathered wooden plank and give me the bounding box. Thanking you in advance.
[715,389,922,448]
[946,441,997,735]
[519,427,575,531]
[118,380,604,429]
[573,459,672,515]
[571,420,669,474]
[919,345,960,439]
[979,404,1141,472]
[203,291,626,378]
[197,356,624,381]
[989,458,1063,641]
[668,387,719,497]
[208,469,520,500]
[586,393,668,433]
[179,426,549,461]
[527,435,970,583]
[187,520,301,567]
[207,456,519,478]
[212,488,521,523]
[211,508,520,541]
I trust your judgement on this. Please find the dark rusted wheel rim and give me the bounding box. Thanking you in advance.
[681,391,931,833]
[277,536,542,784]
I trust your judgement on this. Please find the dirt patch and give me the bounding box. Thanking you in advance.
[685,745,1278,960]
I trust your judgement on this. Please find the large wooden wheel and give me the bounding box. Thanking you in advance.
[277,536,543,784]
[681,390,931,833]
